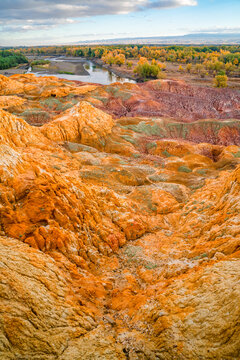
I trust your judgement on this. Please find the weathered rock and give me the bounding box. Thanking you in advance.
[0,237,97,360]
[0,74,240,359]
[0,74,24,95]
[0,109,47,147]
[0,95,26,109]
[41,101,114,149]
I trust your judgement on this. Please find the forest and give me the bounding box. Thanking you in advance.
[16,44,240,69]
[0,50,28,70]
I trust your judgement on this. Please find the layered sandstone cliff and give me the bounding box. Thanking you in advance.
[0,74,240,359]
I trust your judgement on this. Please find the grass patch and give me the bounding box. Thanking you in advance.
[232,151,240,158]
[196,169,207,175]
[92,95,108,105]
[124,245,142,259]
[121,135,136,145]
[59,71,74,75]
[162,149,172,157]
[144,262,158,270]
[193,253,208,260]
[146,142,157,150]
[178,166,192,173]
[148,174,168,182]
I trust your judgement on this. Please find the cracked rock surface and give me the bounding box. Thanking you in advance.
[0,74,240,359]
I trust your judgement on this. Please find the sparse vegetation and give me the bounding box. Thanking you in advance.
[31,59,50,66]
[59,71,74,75]
[162,149,172,157]
[178,166,192,173]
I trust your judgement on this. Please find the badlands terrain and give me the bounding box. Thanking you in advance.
[0,73,240,359]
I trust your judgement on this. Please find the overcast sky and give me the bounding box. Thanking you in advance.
[0,0,239,46]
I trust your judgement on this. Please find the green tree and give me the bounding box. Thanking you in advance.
[134,62,159,79]
[127,61,133,69]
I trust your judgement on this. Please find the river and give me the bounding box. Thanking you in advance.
[27,57,136,85]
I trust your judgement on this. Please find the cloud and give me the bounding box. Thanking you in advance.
[146,0,197,10]
[0,0,197,23]
[0,18,80,33]
[0,0,197,43]
[194,27,240,34]
[181,26,240,34]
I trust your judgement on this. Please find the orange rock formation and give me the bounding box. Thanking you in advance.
[0,74,240,359]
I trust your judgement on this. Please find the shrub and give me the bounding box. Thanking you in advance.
[162,149,172,157]
[134,62,159,79]
[214,74,228,88]
[196,169,207,175]
[178,65,184,72]
[233,151,240,158]
[31,59,50,66]
[186,63,192,73]
[157,70,166,79]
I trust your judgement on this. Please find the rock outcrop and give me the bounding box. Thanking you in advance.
[41,101,114,149]
[0,74,240,359]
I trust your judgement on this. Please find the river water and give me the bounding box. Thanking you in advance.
[27,57,136,85]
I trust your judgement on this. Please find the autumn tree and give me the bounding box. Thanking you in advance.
[102,52,115,66]
[114,54,125,67]
[157,62,166,70]
[134,61,159,79]
[127,61,133,69]
[195,63,204,74]
[186,63,192,73]
[225,62,234,75]
[233,58,239,66]
[178,65,184,72]
[214,73,228,88]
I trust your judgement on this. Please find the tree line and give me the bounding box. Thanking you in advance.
[0,50,28,70]
[8,44,240,86]
[14,44,240,67]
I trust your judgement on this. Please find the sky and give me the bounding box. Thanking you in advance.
[0,0,239,46]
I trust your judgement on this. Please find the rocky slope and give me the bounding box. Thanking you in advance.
[0,74,240,359]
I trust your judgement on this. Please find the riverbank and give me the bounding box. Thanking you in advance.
[28,55,138,82]
[90,58,139,82]
[90,57,240,89]
[2,55,240,89]
[0,64,29,76]
[26,55,136,80]
[32,59,89,76]
[0,55,138,83]
[24,56,136,85]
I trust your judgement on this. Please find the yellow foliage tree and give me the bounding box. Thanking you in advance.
[186,63,192,73]
[114,54,125,67]
[214,74,228,88]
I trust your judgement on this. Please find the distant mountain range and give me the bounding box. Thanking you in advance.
[76,33,240,45]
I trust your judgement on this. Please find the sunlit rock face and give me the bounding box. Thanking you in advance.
[41,101,114,149]
[0,74,240,359]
